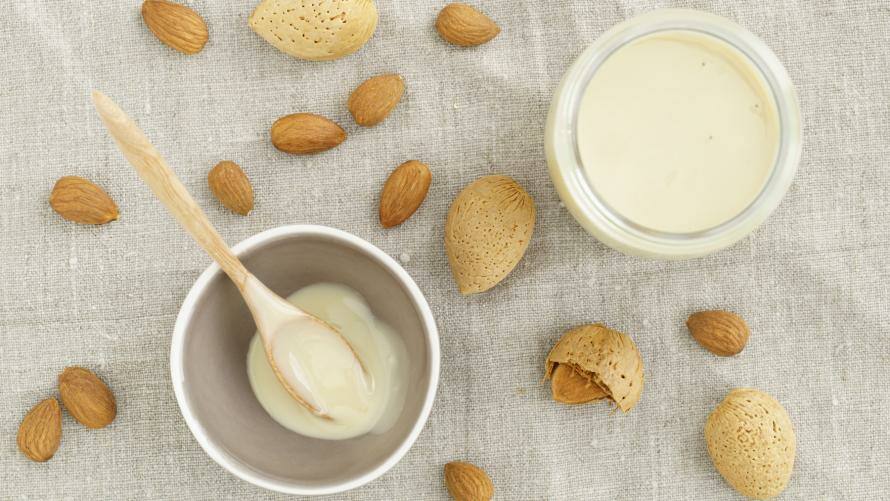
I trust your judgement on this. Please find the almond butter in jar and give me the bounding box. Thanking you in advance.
[545,9,802,259]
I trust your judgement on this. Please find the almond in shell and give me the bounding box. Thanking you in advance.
[436,3,500,47]
[59,367,117,429]
[249,0,378,61]
[705,388,795,499]
[50,176,119,225]
[348,74,405,127]
[17,398,62,462]
[379,160,431,228]
[445,175,535,294]
[687,310,749,356]
[141,0,209,55]
[444,461,493,501]
[545,324,644,412]
[208,161,253,215]
[549,363,607,405]
[271,113,346,154]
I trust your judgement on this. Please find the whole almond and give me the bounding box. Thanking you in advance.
[249,0,378,61]
[271,113,346,154]
[445,175,535,294]
[436,3,500,47]
[444,461,494,501]
[208,161,253,215]
[50,176,119,225]
[549,363,607,405]
[59,367,117,429]
[706,388,795,499]
[142,0,209,55]
[687,310,749,356]
[17,398,62,462]
[379,160,431,228]
[348,74,405,127]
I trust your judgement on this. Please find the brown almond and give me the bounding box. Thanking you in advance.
[687,310,749,356]
[208,161,253,215]
[271,113,346,154]
[444,461,494,501]
[348,74,405,127]
[550,363,607,405]
[17,398,62,462]
[379,160,431,228]
[59,367,117,429]
[141,0,209,55]
[436,3,500,47]
[50,176,119,225]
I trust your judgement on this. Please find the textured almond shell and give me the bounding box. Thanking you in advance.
[248,0,378,61]
[141,0,209,55]
[379,160,431,228]
[348,74,405,127]
[17,398,62,462]
[59,367,117,429]
[445,175,535,294]
[444,461,494,501]
[436,3,500,47]
[50,176,119,225]
[545,324,644,412]
[208,161,254,215]
[271,113,346,154]
[705,388,795,500]
[687,310,750,356]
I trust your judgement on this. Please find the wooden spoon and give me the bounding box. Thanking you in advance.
[91,90,366,419]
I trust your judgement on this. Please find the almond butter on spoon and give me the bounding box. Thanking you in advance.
[91,91,369,421]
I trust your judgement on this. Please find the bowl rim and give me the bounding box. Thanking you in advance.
[170,224,440,495]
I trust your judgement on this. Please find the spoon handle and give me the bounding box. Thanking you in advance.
[91,91,249,289]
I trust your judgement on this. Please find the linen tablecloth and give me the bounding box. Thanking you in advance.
[2,1,889,499]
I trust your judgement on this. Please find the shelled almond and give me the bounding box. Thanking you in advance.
[436,3,500,47]
[141,0,209,55]
[50,176,119,225]
[17,398,62,462]
[270,113,346,154]
[208,161,253,216]
[379,160,431,228]
[348,74,405,127]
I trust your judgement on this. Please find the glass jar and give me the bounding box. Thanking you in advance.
[545,9,802,259]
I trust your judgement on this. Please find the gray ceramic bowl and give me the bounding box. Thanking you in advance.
[171,225,439,495]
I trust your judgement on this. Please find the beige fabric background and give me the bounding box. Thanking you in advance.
[2,0,889,499]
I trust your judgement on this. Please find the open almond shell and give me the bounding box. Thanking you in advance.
[545,324,644,412]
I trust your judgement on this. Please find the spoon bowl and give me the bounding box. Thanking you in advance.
[91,90,363,418]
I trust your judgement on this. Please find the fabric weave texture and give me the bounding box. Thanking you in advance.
[1,1,889,499]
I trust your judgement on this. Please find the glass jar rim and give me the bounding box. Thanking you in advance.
[546,9,802,258]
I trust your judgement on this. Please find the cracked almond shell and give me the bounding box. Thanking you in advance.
[545,324,644,412]
[445,175,535,295]
[249,0,378,61]
[705,388,795,500]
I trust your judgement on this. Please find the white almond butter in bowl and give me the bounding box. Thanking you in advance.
[546,9,802,258]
